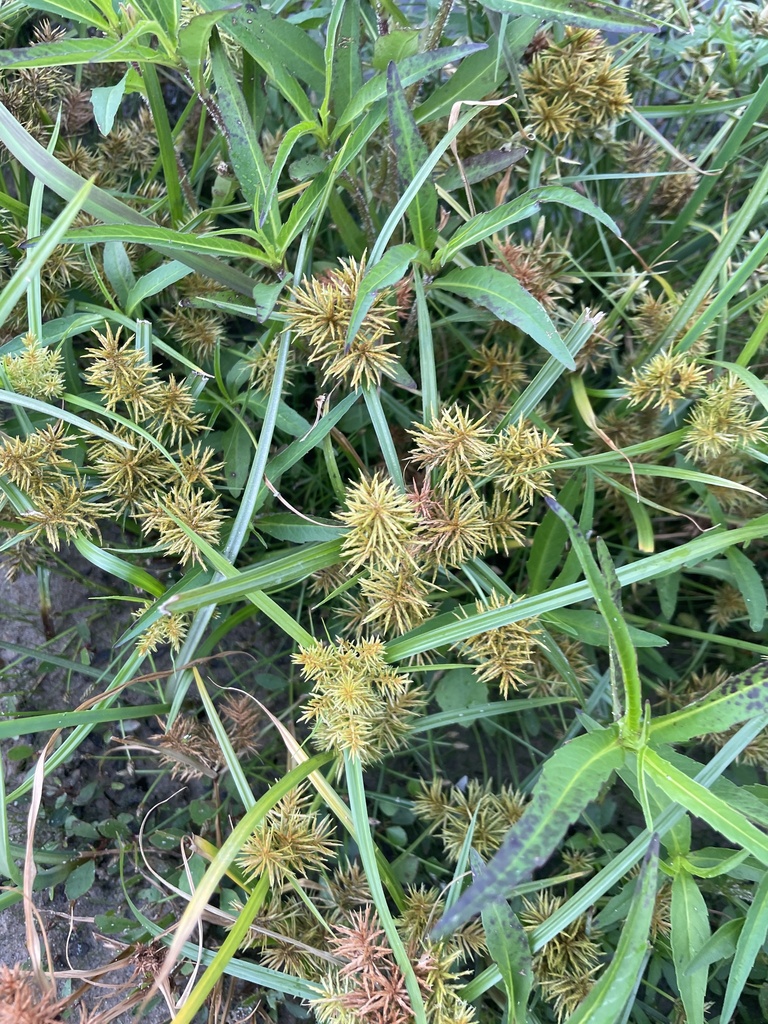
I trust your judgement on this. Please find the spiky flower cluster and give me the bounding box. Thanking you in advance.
[295,637,425,765]
[520,891,604,1021]
[520,28,632,140]
[282,255,400,390]
[2,333,64,398]
[455,592,541,697]
[413,777,527,861]
[684,372,768,463]
[238,784,339,887]
[621,349,708,414]
[493,221,580,310]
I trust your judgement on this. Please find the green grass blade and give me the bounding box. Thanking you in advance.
[480,0,657,33]
[73,533,165,597]
[671,870,710,1024]
[0,704,169,740]
[720,869,768,1021]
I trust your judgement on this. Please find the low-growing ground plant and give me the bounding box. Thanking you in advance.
[1,0,768,1021]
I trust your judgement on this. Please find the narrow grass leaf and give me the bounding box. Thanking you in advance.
[671,870,710,1024]
[330,0,362,119]
[73,534,164,597]
[415,44,506,124]
[479,0,657,34]
[387,63,438,252]
[725,545,766,631]
[685,918,742,974]
[346,244,419,345]
[432,727,624,937]
[0,390,133,448]
[178,6,231,94]
[644,747,768,864]
[433,267,574,367]
[0,37,172,67]
[567,836,659,1024]
[411,697,571,733]
[650,660,768,745]
[194,669,254,811]
[718,869,768,1020]
[0,704,169,740]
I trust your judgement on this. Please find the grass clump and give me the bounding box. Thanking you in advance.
[0,0,767,1022]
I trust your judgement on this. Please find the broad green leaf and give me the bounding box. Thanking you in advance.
[725,545,767,631]
[102,240,135,306]
[671,870,710,1024]
[219,421,251,498]
[336,42,486,130]
[330,0,362,118]
[481,893,533,1023]
[650,660,768,745]
[0,103,257,295]
[438,185,620,266]
[65,860,96,901]
[62,223,264,262]
[125,261,192,314]
[685,918,743,974]
[432,727,624,937]
[415,43,507,124]
[432,267,574,368]
[133,0,180,38]
[90,71,128,135]
[178,6,231,94]
[644,747,768,865]
[721,870,768,1020]
[73,534,165,597]
[254,514,343,543]
[479,0,657,34]
[434,669,489,713]
[373,30,420,70]
[655,570,680,620]
[208,1,325,91]
[0,37,174,68]
[566,836,659,1024]
[346,244,419,346]
[387,63,438,253]
[19,0,112,30]
[210,27,277,233]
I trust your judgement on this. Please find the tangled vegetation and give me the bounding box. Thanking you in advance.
[1,0,768,1021]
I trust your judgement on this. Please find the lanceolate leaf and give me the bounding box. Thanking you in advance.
[432,727,624,937]
[437,185,620,267]
[566,836,659,1024]
[671,870,710,1024]
[345,244,419,346]
[479,0,657,35]
[720,869,768,1021]
[650,660,768,745]
[644,748,768,865]
[0,37,173,68]
[331,0,363,118]
[480,889,533,1023]
[433,267,575,368]
[178,6,232,94]
[387,63,438,253]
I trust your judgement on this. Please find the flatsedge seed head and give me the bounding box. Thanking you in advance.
[487,418,566,506]
[454,592,541,698]
[136,485,225,566]
[335,471,419,573]
[407,404,493,491]
[621,350,708,413]
[2,332,64,399]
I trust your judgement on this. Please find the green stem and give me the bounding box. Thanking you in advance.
[344,753,428,1024]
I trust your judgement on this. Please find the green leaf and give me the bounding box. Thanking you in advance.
[209,27,281,237]
[73,534,164,597]
[721,870,768,1020]
[725,545,767,631]
[435,148,527,192]
[644,747,768,865]
[65,860,96,901]
[346,244,419,346]
[566,836,659,1024]
[90,71,128,135]
[478,0,658,34]
[18,0,111,30]
[433,267,574,368]
[432,727,624,937]
[671,870,710,1024]
[0,37,173,68]
[0,103,257,296]
[330,0,362,118]
[221,421,252,498]
[547,609,666,648]
[527,475,581,593]
[387,63,438,253]
[434,669,489,713]
[211,1,325,91]
[62,223,263,261]
[415,43,506,124]
[178,6,232,94]
[253,514,343,543]
[437,185,620,267]
[0,178,94,334]
[373,30,420,70]
[480,892,533,1023]
[685,918,743,974]
[102,240,135,306]
[650,660,768,745]
[125,261,192,315]
[336,42,486,130]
